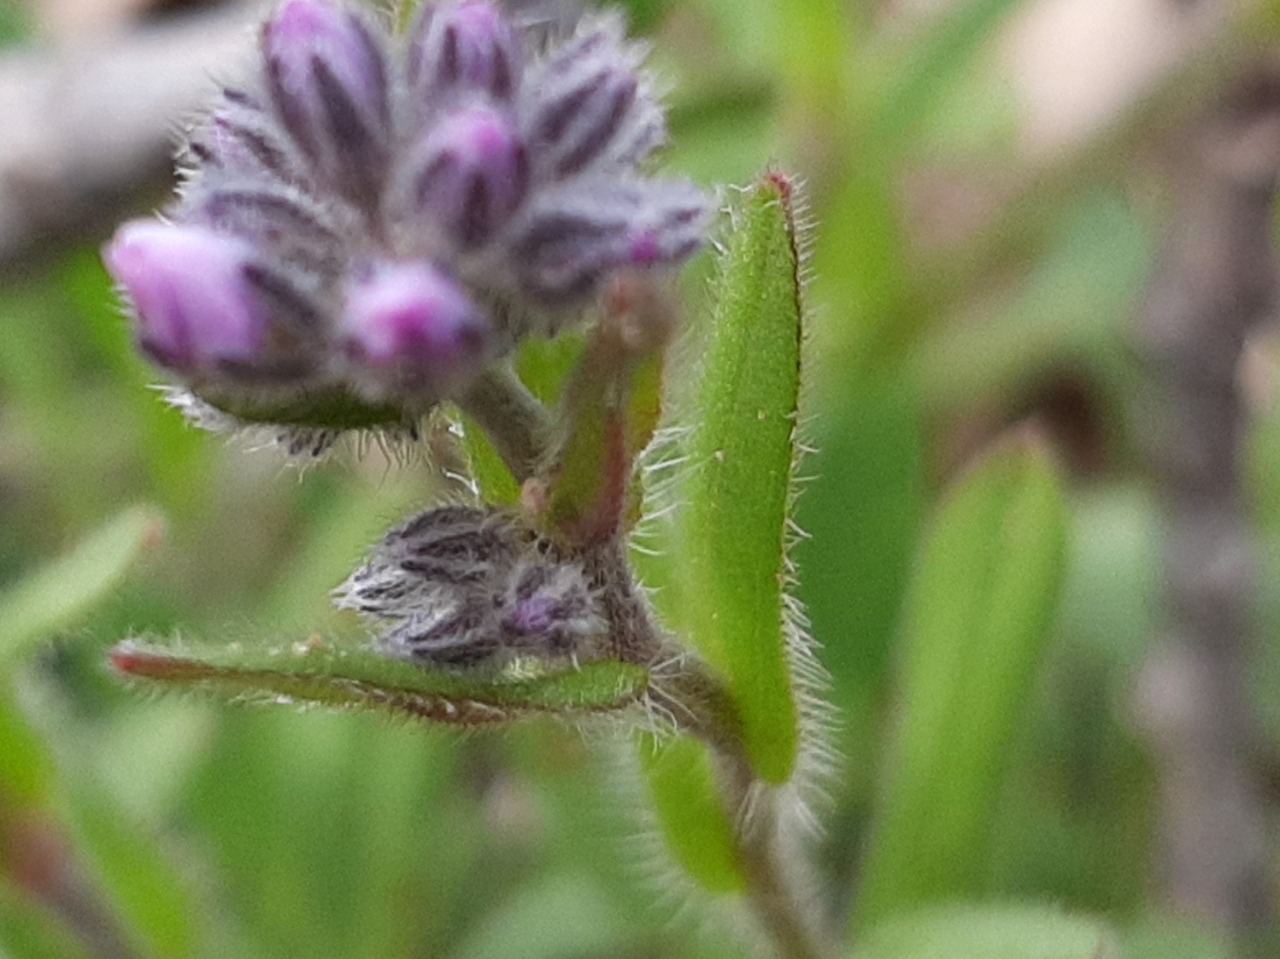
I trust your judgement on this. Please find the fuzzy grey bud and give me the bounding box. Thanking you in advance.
[336,506,607,671]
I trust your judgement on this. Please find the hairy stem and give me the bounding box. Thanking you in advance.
[456,364,553,482]
[721,755,831,959]
[654,660,830,959]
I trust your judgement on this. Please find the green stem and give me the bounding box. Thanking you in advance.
[722,755,832,959]
[654,661,832,959]
[455,364,552,483]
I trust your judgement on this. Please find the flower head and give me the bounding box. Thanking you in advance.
[104,0,708,441]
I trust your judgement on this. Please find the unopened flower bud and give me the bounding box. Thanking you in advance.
[407,107,529,247]
[189,91,297,184]
[527,18,663,177]
[336,506,608,670]
[511,179,708,303]
[500,560,605,657]
[104,222,269,372]
[263,0,390,203]
[408,0,520,102]
[340,260,490,398]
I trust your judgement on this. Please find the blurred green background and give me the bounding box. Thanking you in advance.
[2,0,1279,956]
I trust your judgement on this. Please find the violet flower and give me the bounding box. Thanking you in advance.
[103,0,708,442]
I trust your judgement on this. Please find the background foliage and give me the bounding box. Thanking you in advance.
[2,0,1278,957]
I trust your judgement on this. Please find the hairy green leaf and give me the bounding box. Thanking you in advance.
[673,172,805,784]
[639,733,746,894]
[111,638,649,724]
[456,414,522,507]
[0,506,162,669]
[856,432,1067,925]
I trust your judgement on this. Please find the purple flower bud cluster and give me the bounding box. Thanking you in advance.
[103,0,707,429]
[336,505,607,668]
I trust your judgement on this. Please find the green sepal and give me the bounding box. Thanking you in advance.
[193,382,415,432]
[110,637,649,724]
[0,506,163,671]
[855,430,1068,925]
[672,171,805,784]
[638,732,747,894]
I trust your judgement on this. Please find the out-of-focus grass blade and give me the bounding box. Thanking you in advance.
[862,0,1025,152]
[62,788,200,959]
[639,733,746,894]
[672,171,805,784]
[0,507,163,668]
[856,432,1068,925]
[852,904,1115,959]
[111,637,649,723]
[181,710,469,959]
[0,882,96,959]
[0,696,54,811]
[452,872,639,959]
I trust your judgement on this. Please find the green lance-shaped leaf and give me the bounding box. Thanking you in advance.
[110,637,648,724]
[851,904,1116,959]
[672,172,805,784]
[639,733,747,894]
[0,506,163,670]
[855,431,1068,926]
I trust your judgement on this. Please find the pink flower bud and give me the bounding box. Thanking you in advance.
[340,261,490,396]
[103,222,268,372]
[263,0,390,202]
[408,107,528,247]
[408,0,520,101]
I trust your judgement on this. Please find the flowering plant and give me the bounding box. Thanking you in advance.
[103,2,833,955]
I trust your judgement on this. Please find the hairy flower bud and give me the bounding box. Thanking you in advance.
[404,106,530,248]
[104,222,271,372]
[263,0,390,204]
[187,90,298,185]
[336,506,607,670]
[109,0,708,447]
[527,29,661,179]
[511,179,708,303]
[499,559,605,656]
[407,0,521,102]
[340,260,491,400]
